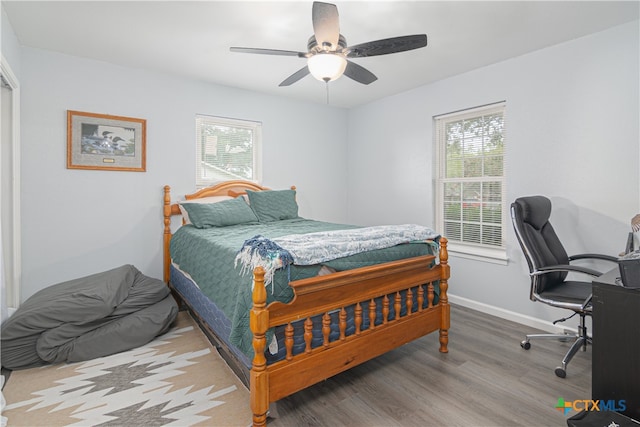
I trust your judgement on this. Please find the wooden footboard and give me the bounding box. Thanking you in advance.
[250,238,449,426]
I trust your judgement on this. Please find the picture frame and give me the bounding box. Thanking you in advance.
[67,110,146,172]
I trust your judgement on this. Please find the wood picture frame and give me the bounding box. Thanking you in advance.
[67,110,146,172]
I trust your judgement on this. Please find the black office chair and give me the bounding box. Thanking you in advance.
[510,196,618,378]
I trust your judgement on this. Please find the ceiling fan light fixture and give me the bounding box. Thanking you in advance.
[231,2,427,87]
[308,53,347,82]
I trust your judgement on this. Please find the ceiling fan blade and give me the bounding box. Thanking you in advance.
[279,66,310,87]
[312,2,340,50]
[230,47,307,58]
[347,34,427,58]
[343,60,377,85]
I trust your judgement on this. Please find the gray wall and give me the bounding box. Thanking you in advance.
[1,7,21,78]
[347,21,640,327]
[7,13,640,332]
[18,47,348,301]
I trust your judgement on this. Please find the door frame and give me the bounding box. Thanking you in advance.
[1,54,21,310]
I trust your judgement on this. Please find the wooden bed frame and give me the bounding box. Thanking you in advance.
[163,180,450,427]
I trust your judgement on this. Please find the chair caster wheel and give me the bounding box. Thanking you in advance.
[521,341,531,350]
[555,367,566,378]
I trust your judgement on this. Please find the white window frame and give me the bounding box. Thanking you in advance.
[434,102,507,264]
[195,114,262,188]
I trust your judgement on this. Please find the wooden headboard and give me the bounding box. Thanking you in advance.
[162,180,297,283]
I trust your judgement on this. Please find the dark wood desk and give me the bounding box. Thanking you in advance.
[592,268,640,421]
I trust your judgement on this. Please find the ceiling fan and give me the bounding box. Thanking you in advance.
[230,1,428,87]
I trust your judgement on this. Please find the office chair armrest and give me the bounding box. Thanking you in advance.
[569,253,618,263]
[533,264,603,277]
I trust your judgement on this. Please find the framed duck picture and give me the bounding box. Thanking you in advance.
[67,110,146,172]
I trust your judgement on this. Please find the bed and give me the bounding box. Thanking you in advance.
[162,180,450,426]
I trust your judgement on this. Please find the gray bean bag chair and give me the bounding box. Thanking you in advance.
[1,265,178,370]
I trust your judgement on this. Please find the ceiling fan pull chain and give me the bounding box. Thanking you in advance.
[325,81,329,105]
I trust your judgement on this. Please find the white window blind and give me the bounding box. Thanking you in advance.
[435,102,506,259]
[195,115,262,187]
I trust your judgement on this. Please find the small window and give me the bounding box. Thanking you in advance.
[435,102,507,261]
[195,115,262,187]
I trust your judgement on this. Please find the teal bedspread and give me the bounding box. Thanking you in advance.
[169,218,437,357]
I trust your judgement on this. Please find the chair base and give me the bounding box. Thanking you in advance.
[520,315,589,378]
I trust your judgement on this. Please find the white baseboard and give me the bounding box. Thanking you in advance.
[448,293,576,334]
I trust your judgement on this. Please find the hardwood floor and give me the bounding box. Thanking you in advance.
[269,303,591,427]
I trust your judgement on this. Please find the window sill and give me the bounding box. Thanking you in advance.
[447,242,508,265]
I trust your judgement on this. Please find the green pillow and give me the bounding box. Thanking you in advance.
[246,189,299,222]
[181,197,258,228]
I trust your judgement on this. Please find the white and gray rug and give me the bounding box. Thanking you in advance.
[2,311,251,426]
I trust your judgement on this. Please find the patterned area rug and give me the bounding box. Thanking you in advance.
[2,311,251,426]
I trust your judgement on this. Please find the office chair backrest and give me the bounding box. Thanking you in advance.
[511,196,570,293]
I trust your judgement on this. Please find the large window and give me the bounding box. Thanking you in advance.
[195,115,262,187]
[435,102,506,262]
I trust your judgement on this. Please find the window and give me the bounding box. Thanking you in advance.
[435,102,506,262]
[195,115,262,187]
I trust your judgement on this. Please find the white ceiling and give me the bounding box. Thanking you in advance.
[3,1,639,108]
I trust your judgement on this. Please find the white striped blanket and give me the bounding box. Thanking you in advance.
[235,224,440,289]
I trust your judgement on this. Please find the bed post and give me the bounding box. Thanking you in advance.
[250,266,269,427]
[438,237,450,353]
[163,185,172,283]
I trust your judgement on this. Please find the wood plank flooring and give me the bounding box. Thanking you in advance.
[269,303,591,427]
